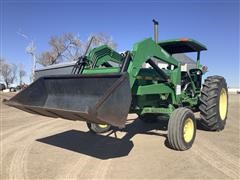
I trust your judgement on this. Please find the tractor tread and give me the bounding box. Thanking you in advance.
[206,112,217,120]
[207,94,218,101]
[200,90,208,96]
[199,75,228,131]
[206,103,217,111]
[167,108,196,151]
[199,97,207,106]
[199,106,207,115]
[202,83,210,88]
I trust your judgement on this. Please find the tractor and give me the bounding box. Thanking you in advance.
[4,20,228,150]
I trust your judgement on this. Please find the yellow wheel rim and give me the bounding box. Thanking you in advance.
[183,118,194,143]
[219,88,227,120]
[98,124,108,128]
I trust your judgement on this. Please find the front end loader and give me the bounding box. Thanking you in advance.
[4,20,228,150]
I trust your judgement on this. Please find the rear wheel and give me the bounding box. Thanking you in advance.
[199,76,228,131]
[167,107,196,151]
[10,87,15,92]
[86,123,111,134]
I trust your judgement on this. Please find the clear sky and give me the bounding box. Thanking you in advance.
[1,0,239,87]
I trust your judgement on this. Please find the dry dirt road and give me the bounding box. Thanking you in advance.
[0,93,240,179]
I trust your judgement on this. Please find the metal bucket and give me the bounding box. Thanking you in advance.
[4,73,131,128]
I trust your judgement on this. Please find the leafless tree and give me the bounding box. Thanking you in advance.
[0,58,17,88]
[38,33,83,66]
[38,33,117,67]
[19,64,26,85]
[0,57,4,75]
[88,33,117,50]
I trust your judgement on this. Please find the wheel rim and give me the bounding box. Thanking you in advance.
[219,88,227,120]
[98,124,108,128]
[183,118,194,143]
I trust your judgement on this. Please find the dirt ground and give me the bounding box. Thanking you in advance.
[0,92,239,179]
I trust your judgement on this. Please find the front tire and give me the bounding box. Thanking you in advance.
[199,76,228,131]
[167,108,196,151]
[86,123,111,134]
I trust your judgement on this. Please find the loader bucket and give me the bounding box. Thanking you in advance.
[4,73,131,128]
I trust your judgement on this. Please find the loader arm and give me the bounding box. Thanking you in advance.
[87,45,123,68]
[127,38,182,113]
[127,38,181,88]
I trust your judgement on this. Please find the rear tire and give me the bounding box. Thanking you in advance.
[199,76,228,131]
[87,123,111,134]
[167,108,196,151]
[10,87,15,92]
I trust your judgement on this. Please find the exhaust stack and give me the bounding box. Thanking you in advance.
[152,19,159,43]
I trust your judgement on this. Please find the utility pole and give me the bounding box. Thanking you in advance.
[17,31,37,82]
[26,41,37,81]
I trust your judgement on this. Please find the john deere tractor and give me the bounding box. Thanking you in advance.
[5,20,228,150]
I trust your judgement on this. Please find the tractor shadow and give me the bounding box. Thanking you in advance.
[37,116,209,159]
[37,129,134,159]
[37,117,168,159]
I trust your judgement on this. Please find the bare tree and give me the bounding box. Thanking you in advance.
[62,33,83,59]
[19,64,26,85]
[0,57,5,75]
[0,58,17,88]
[89,33,117,50]
[38,32,117,67]
[38,33,83,66]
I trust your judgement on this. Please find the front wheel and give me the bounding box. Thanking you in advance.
[167,107,196,151]
[86,123,111,134]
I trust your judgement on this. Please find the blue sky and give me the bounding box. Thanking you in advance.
[1,0,239,87]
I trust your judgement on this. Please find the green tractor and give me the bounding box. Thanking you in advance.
[5,20,228,151]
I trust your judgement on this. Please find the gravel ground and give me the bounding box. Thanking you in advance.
[0,92,239,179]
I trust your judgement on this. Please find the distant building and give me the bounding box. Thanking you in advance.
[228,88,240,94]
